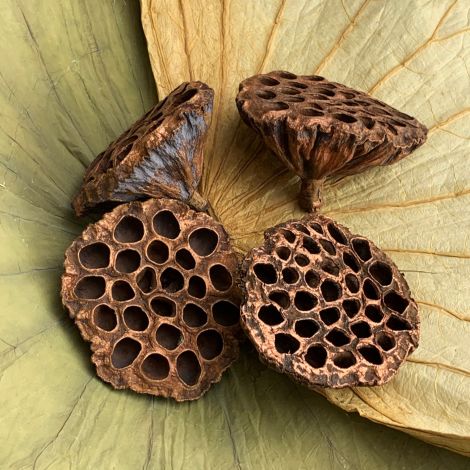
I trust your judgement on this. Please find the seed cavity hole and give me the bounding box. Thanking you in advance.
[351,321,371,338]
[79,243,110,269]
[153,210,180,239]
[115,249,141,273]
[189,228,218,256]
[178,88,198,103]
[281,229,296,243]
[258,305,284,326]
[387,315,412,331]
[327,223,347,245]
[161,268,184,293]
[188,276,207,298]
[257,90,276,99]
[345,274,360,293]
[370,261,393,286]
[278,87,301,95]
[321,280,342,301]
[365,305,383,323]
[343,298,361,318]
[210,264,232,291]
[290,81,308,89]
[253,263,277,284]
[361,116,375,129]
[111,280,134,301]
[269,290,290,309]
[112,337,141,369]
[114,216,144,243]
[306,345,327,368]
[295,319,319,338]
[333,113,357,123]
[197,329,223,360]
[316,88,335,97]
[303,236,321,254]
[326,328,350,347]
[150,296,176,317]
[177,351,201,386]
[176,249,196,270]
[358,345,383,365]
[363,279,380,300]
[93,305,117,331]
[320,307,340,325]
[183,303,207,327]
[147,240,169,264]
[276,246,291,260]
[321,259,340,276]
[343,252,360,272]
[377,332,396,351]
[275,333,300,354]
[305,270,320,288]
[259,76,279,86]
[156,323,183,350]
[352,238,372,261]
[282,267,299,284]
[384,291,409,313]
[294,254,309,267]
[136,267,157,293]
[319,239,336,255]
[75,276,106,300]
[123,305,149,331]
[142,354,169,380]
[309,222,323,234]
[294,291,317,311]
[212,300,240,326]
[266,101,289,111]
[278,71,297,79]
[333,351,356,369]
[299,108,324,117]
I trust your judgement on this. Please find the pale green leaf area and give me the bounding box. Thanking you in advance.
[0,0,468,468]
[142,0,470,460]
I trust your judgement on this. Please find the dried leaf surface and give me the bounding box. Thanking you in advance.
[142,0,470,455]
[0,0,468,468]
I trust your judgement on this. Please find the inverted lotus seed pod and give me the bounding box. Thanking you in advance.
[72,81,214,216]
[236,71,427,211]
[241,214,419,388]
[62,198,242,401]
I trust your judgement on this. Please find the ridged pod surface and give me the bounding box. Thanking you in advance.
[73,82,213,216]
[62,198,241,401]
[236,71,427,211]
[241,215,419,388]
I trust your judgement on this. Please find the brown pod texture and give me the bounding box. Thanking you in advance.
[72,82,214,217]
[236,71,428,211]
[241,215,419,388]
[62,198,242,401]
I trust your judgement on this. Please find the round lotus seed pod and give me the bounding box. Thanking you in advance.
[236,71,427,211]
[241,214,419,388]
[62,198,242,401]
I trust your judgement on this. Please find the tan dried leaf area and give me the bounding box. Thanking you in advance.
[142,0,470,455]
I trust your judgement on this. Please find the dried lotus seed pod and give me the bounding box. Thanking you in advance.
[62,198,242,401]
[72,81,214,217]
[241,215,419,388]
[236,71,427,211]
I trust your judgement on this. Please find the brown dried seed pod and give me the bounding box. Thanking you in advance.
[62,198,242,401]
[241,215,419,388]
[236,71,427,211]
[72,82,214,217]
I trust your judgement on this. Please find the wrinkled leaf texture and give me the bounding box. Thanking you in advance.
[142,0,470,458]
[0,0,468,468]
